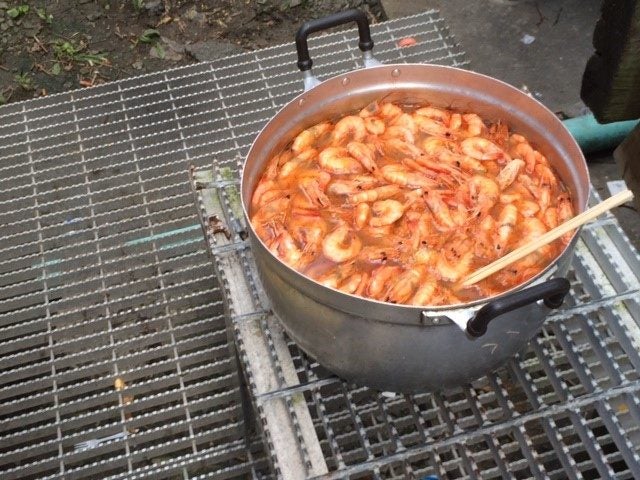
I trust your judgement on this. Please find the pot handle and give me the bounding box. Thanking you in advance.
[295,9,381,90]
[466,277,570,338]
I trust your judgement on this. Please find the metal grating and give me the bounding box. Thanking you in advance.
[4,6,640,480]
[188,12,640,480]
[0,10,464,480]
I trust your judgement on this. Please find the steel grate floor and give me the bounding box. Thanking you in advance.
[2,7,639,480]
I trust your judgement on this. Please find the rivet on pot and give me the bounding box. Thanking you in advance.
[432,317,440,325]
[342,77,350,86]
[391,68,401,78]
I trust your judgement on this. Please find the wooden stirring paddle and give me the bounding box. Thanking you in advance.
[460,189,635,287]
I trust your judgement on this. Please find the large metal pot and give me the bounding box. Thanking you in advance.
[240,10,590,393]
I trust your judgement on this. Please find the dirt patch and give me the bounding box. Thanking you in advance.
[0,1,385,104]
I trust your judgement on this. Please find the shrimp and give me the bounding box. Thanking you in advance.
[414,114,451,137]
[466,175,500,216]
[380,164,438,189]
[347,141,379,173]
[298,178,330,208]
[516,199,540,217]
[461,137,509,162]
[413,246,436,265]
[415,106,451,123]
[339,272,367,294]
[332,115,366,145]
[264,150,293,180]
[349,185,401,204]
[269,229,303,268]
[516,217,551,267]
[327,176,380,195]
[410,279,438,305]
[316,263,356,289]
[279,149,317,180]
[357,246,402,264]
[251,179,281,211]
[534,164,559,189]
[457,155,487,174]
[379,102,402,120]
[543,207,558,230]
[460,113,485,137]
[518,173,550,212]
[435,245,474,282]
[292,122,332,154]
[382,126,416,144]
[511,142,537,173]
[364,117,385,135]
[288,211,327,248]
[369,199,404,227]
[384,138,424,159]
[496,203,518,253]
[385,266,425,304]
[359,100,380,117]
[322,224,362,263]
[496,159,525,190]
[412,154,465,181]
[557,192,575,243]
[319,147,364,175]
[424,190,456,230]
[354,203,370,229]
[475,215,497,260]
[252,196,289,227]
[390,113,418,135]
[367,265,403,300]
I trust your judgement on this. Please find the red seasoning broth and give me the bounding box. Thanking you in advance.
[250,101,575,306]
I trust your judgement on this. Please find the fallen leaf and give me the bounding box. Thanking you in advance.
[397,37,417,48]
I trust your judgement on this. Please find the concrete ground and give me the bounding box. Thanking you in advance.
[381,0,640,252]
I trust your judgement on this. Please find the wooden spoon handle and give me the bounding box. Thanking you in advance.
[461,189,634,287]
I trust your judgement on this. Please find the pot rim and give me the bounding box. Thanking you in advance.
[241,63,589,314]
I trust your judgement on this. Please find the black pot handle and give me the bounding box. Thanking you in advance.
[295,9,374,72]
[466,277,570,338]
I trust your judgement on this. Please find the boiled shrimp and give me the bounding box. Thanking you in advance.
[461,137,509,162]
[279,149,317,180]
[369,199,404,227]
[347,141,379,173]
[364,117,385,135]
[495,203,518,253]
[367,265,403,300]
[511,142,537,173]
[382,126,416,144]
[385,266,425,304]
[414,114,451,137]
[319,147,364,175]
[349,185,401,204]
[327,176,380,195]
[466,175,500,216]
[460,113,485,137]
[496,159,525,190]
[354,203,370,229]
[292,122,332,154]
[410,279,438,306]
[380,164,437,189]
[415,106,451,123]
[322,224,362,263]
[424,190,456,230]
[332,115,366,145]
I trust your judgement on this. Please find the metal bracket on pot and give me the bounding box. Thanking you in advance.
[421,307,478,329]
[295,9,382,91]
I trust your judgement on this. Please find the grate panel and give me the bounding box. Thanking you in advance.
[189,10,640,479]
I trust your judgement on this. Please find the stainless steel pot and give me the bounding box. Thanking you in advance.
[240,10,590,393]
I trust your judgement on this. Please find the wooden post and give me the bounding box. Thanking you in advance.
[581,0,640,123]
